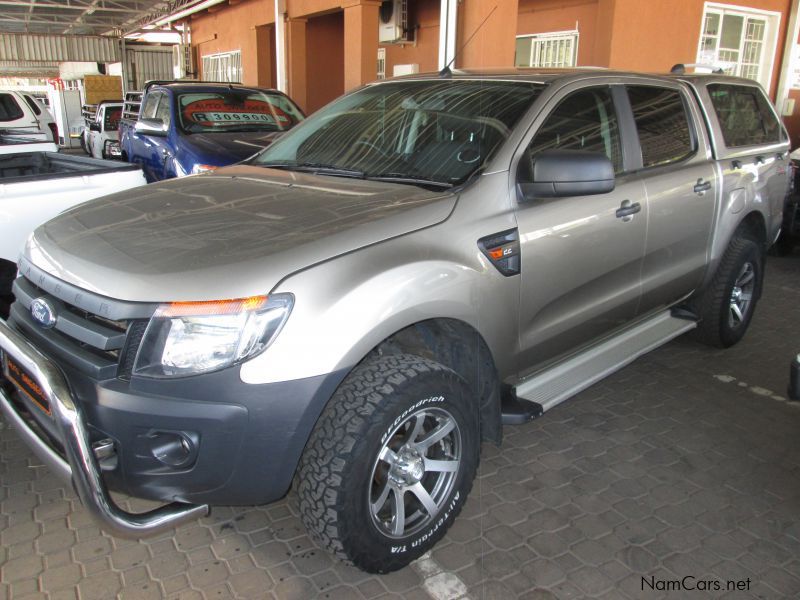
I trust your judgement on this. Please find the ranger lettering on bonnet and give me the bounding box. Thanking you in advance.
[0,68,790,573]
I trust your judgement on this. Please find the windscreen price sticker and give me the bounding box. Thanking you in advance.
[191,112,279,124]
[183,98,291,126]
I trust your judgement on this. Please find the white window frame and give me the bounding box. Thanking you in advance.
[377,48,386,80]
[515,30,579,68]
[201,50,242,83]
[696,2,781,90]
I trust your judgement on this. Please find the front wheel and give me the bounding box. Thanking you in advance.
[297,353,479,573]
[692,233,763,348]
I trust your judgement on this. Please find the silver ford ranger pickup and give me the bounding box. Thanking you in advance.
[0,69,790,573]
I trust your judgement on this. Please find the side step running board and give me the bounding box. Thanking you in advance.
[513,311,696,417]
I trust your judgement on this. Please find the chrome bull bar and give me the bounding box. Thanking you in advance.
[0,318,208,538]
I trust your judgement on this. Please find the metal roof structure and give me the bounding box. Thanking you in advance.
[0,1,172,36]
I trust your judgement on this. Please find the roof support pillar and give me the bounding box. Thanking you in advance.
[286,17,307,111]
[343,0,381,91]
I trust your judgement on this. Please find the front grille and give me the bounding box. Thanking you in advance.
[9,258,158,380]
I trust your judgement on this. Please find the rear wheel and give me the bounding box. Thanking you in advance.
[297,353,479,573]
[692,233,763,348]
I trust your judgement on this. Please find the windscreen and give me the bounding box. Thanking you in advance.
[177,91,303,133]
[104,107,122,130]
[254,79,542,186]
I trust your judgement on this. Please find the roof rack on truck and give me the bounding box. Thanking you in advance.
[670,63,726,75]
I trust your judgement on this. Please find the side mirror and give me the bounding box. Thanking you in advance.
[518,149,615,200]
[135,118,167,136]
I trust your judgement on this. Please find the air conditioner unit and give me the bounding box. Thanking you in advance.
[172,44,194,79]
[379,0,408,43]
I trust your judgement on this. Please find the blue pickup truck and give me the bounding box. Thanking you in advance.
[118,81,304,182]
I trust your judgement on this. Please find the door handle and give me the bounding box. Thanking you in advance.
[615,200,641,221]
[694,179,712,195]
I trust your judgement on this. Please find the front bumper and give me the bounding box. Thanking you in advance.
[103,139,121,159]
[0,308,349,539]
[0,318,208,538]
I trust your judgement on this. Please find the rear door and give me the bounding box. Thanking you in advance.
[514,83,648,374]
[624,81,718,313]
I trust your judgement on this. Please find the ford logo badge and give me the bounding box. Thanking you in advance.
[30,297,57,329]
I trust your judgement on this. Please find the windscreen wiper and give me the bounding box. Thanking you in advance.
[366,173,453,189]
[259,161,365,178]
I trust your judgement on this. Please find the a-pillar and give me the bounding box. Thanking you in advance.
[343,0,381,92]
[286,18,308,112]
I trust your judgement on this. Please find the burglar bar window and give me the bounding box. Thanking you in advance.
[697,4,779,89]
[377,48,386,80]
[201,50,242,83]
[515,31,578,68]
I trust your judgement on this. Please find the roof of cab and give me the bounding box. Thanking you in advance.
[147,81,283,95]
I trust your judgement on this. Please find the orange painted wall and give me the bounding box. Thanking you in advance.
[289,0,341,19]
[458,0,518,68]
[190,0,275,86]
[381,0,440,78]
[603,0,790,98]
[516,0,599,66]
[306,11,345,113]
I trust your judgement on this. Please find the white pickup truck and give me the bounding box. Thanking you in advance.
[82,101,123,159]
[0,139,146,313]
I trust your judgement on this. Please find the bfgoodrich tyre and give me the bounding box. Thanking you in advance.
[692,233,763,348]
[297,353,479,573]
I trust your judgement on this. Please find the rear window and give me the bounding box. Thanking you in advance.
[0,93,24,122]
[707,83,784,147]
[627,86,695,168]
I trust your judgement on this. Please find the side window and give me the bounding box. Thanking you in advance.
[707,83,783,147]
[627,86,695,168]
[155,94,172,128]
[141,92,160,120]
[0,93,24,122]
[527,87,623,175]
[23,94,41,116]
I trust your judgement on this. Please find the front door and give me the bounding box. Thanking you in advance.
[515,85,647,376]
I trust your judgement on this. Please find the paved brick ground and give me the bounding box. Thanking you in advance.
[1,253,799,600]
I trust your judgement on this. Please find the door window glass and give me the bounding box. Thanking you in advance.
[141,92,160,119]
[0,93,24,121]
[627,86,695,168]
[707,83,783,147]
[527,87,623,174]
[155,94,171,128]
[22,94,41,116]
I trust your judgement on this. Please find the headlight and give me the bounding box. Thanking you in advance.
[133,294,293,378]
[191,164,217,174]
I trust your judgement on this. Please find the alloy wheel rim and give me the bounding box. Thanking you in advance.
[728,262,755,329]
[368,406,461,539]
